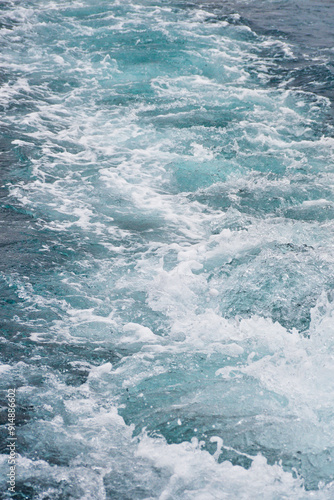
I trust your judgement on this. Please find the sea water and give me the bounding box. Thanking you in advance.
[1,0,334,498]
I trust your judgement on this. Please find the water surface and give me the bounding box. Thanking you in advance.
[1,0,334,498]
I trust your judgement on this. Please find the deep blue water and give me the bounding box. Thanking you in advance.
[1,0,334,498]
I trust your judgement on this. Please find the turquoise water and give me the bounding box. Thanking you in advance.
[1,0,334,498]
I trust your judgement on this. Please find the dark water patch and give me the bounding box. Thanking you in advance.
[197,0,334,126]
